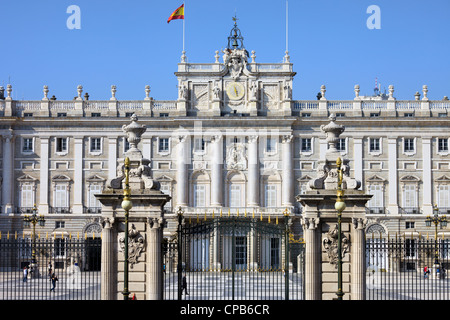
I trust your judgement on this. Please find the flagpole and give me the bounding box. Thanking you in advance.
[286,0,288,53]
[183,0,186,52]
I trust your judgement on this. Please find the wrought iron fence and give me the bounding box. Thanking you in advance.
[0,235,101,300]
[163,217,305,300]
[366,235,450,300]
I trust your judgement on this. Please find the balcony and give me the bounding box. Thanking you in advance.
[399,207,421,214]
[83,207,102,214]
[49,207,72,214]
[366,207,386,214]
[16,207,36,214]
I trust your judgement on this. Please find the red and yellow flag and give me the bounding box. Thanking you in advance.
[167,4,184,23]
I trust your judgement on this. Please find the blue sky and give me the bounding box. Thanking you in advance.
[1,0,449,101]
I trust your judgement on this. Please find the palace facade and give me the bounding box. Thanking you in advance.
[1,23,450,243]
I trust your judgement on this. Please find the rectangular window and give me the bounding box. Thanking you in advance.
[55,185,68,208]
[57,113,67,118]
[403,185,417,210]
[406,221,415,229]
[336,113,345,118]
[404,113,414,118]
[369,138,380,152]
[265,185,277,207]
[20,184,34,208]
[229,185,241,208]
[336,138,346,152]
[438,138,448,152]
[55,221,65,229]
[271,238,280,267]
[23,138,33,153]
[56,138,67,153]
[368,185,383,209]
[235,236,247,267]
[159,138,169,153]
[88,185,102,209]
[301,138,312,152]
[194,185,206,207]
[91,113,101,117]
[301,113,311,118]
[90,138,102,152]
[405,239,416,257]
[438,185,450,208]
[370,113,379,118]
[266,137,276,153]
[160,113,169,117]
[160,184,172,208]
[54,238,66,257]
[194,138,205,152]
[404,138,415,152]
[24,113,33,117]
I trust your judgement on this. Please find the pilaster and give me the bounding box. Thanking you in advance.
[247,135,259,207]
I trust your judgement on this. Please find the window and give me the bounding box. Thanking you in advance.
[229,185,241,207]
[24,113,33,117]
[438,185,450,208]
[370,113,379,118]
[158,138,170,153]
[90,138,102,153]
[235,236,247,267]
[193,184,206,207]
[369,138,381,153]
[438,113,447,118]
[54,238,66,257]
[160,113,169,117]
[22,138,33,153]
[336,138,346,152]
[20,184,34,209]
[91,113,101,117]
[54,185,68,208]
[302,113,311,118]
[88,185,102,209]
[438,138,449,153]
[271,238,280,267]
[404,113,414,118]
[194,138,206,153]
[403,185,417,210]
[265,185,277,207]
[266,137,276,153]
[125,112,134,118]
[301,138,312,152]
[405,239,416,257]
[336,113,345,118]
[406,221,415,229]
[57,113,67,117]
[160,183,172,209]
[368,185,383,210]
[55,221,65,229]
[404,138,415,153]
[124,139,130,153]
[56,138,67,153]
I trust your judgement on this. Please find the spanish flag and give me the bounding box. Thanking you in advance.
[167,4,184,23]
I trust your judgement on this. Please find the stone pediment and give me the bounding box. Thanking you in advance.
[298,175,313,182]
[400,175,420,182]
[366,174,386,183]
[52,174,72,182]
[435,175,450,183]
[17,174,37,182]
[86,174,106,182]
[155,174,174,182]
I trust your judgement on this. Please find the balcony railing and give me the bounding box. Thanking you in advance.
[399,207,421,214]
[16,207,35,214]
[49,207,72,214]
[366,207,387,214]
[83,207,102,214]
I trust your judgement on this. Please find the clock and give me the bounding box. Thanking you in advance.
[226,82,245,100]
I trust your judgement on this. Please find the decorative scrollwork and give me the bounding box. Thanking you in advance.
[322,224,349,268]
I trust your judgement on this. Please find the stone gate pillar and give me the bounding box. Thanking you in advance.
[97,115,170,300]
[297,114,371,300]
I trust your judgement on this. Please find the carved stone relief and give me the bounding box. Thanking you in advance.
[322,224,349,268]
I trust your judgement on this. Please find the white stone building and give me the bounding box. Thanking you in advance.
[1,22,450,244]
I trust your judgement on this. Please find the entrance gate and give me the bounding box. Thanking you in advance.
[163,215,305,300]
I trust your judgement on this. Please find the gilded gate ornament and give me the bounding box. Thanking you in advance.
[323,224,349,268]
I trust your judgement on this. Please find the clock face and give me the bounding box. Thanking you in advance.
[226,82,245,100]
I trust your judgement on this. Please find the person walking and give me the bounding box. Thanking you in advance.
[50,273,58,291]
[181,275,189,295]
[47,262,52,278]
[424,266,429,279]
[23,267,28,282]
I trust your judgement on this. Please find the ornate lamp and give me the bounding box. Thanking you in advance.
[335,157,346,300]
[121,157,132,300]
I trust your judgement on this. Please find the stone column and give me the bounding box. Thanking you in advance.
[73,137,84,214]
[108,137,117,181]
[387,138,399,214]
[210,135,223,207]
[351,217,367,300]
[422,138,433,214]
[353,138,363,190]
[282,135,294,207]
[39,137,50,214]
[2,132,14,214]
[247,135,259,207]
[147,217,164,300]
[177,135,189,207]
[101,217,117,300]
[303,217,320,300]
